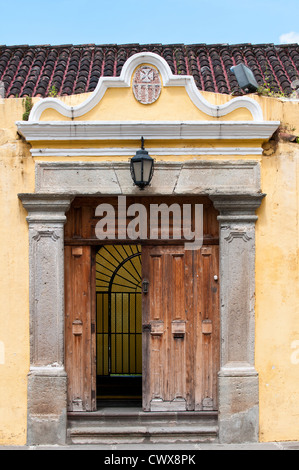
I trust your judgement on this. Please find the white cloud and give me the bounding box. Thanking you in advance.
[279,31,299,44]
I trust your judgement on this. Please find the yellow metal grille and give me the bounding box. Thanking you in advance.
[96,245,142,377]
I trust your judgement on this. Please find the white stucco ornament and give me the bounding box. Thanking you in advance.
[132,65,161,104]
[24,52,270,122]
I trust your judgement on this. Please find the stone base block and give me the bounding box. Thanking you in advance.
[27,370,67,446]
[218,372,259,444]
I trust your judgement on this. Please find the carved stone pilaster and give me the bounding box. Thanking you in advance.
[211,194,265,444]
[19,194,73,446]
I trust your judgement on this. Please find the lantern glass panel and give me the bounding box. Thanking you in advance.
[132,161,142,182]
[142,159,153,183]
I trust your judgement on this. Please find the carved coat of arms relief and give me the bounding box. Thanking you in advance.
[132,66,161,104]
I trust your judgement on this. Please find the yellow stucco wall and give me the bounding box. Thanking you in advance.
[39,87,254,123]
[0,84,298,444]
[256,141,299,442]
[0,98,34,444]
[253,95,299,442]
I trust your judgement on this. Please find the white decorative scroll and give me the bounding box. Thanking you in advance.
[26,52,265,122]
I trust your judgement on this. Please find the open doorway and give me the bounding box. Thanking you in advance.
[64,196,220,414]
[95,245,142,406]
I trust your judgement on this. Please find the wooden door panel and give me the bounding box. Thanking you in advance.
[168,252,186,405]
[142,246,189,411]
[65,245,96,412]
[194,245,220,410]
[184,249,196,411]
[142,245,219,412]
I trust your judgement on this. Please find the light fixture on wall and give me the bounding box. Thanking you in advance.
[130,137,154,190]
[230,63,259,93]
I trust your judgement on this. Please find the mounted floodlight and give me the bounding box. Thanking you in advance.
[230,63,259,93]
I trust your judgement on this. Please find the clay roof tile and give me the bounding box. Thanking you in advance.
[0,43,298,98]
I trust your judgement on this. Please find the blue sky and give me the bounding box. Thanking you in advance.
[1,0,299,46]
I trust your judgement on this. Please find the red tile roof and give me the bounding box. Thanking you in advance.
[0,43,298,98]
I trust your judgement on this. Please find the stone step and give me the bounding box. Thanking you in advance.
[67,408,219,444]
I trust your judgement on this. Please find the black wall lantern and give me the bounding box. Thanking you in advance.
[130,137,154,190]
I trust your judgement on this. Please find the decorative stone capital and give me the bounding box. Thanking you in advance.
[18,193,73,225]
[210,193,265,222]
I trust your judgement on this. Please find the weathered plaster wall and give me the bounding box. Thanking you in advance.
[252,95,299,442]
[256,141,299,442]
[0,91,298,444]
[0,98,34,444]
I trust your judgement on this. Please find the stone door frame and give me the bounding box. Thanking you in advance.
[19,159,264,445]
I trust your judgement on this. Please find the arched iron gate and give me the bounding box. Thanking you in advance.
[95,245,142,400]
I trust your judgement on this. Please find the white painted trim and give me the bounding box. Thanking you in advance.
[30,146,263,157]
[17,120,280,142]
[27,52,265,122]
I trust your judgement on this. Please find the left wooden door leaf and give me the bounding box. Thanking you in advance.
[65,246,96,412]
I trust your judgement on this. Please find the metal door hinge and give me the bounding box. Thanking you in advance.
[142,323,151,332]
[142,279,149,294]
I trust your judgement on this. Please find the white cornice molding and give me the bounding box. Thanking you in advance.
[30,146,263,158]
[17,120,280,142]
[26,52,265,122]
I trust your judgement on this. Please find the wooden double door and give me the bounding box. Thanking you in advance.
[65,243,219,413]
